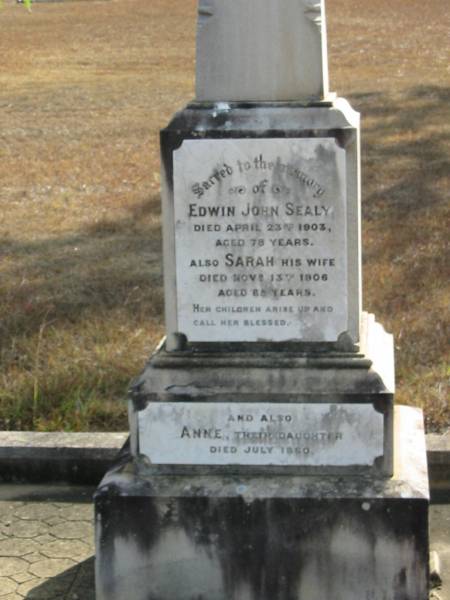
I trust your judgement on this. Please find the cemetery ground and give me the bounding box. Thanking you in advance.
[0,0,449,433]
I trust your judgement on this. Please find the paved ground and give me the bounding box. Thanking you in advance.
[0,484,448,599]
[0,486,95,600]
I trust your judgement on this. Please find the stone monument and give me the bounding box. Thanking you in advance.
[95,2,430,598]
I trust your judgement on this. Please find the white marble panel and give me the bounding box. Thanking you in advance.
[173,137,347,343]
[138,402,383,467]
[196,0,329,101]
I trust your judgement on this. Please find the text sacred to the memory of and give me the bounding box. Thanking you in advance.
[174,138,349,342]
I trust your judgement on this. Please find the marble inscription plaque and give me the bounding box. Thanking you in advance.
[173,138,347,342]
[138,403,383,467]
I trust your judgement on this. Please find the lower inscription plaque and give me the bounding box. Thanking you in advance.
[138,403,383,467]
[173,138,348,343]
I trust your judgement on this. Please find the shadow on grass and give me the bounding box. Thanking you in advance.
[25,557,95,600]
[0,85,448,429]
[350,84,449,331]
[2,86,448,340]
[0,193,164,340]
[0,192,164,429]
[347,85,449,429]
[353,85,449,220]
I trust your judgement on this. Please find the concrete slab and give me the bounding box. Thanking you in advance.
[0,432,128,485]
[428,431,450,499]
[0,429,448,491]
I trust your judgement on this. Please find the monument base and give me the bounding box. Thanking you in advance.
[130,313,395,476]
[95,406,429,600]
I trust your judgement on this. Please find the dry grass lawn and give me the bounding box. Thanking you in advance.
[0,0,449,431]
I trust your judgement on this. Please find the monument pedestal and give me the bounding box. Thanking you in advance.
[95,4,430,598]
[95,406,429,600]
[129,312,394,476]
[160,98,363,349]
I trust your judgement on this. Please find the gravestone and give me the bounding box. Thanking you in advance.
[95,2,429,599]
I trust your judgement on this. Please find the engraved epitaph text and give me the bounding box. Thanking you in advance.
[174,138,348,342]
[139,403,383,467]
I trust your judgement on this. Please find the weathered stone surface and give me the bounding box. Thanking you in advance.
[41,539,91,560]
[138,402,384,469]
[0,557,29,577]
[16,579,49,599]
[28,558,75,579]
[161,99,361,347]
[17,575,72,599]
[427,430,450,497]
[43,516,65,527]
[173,137,347,343]
[0,539,39,557]
[0,505,23,524]
[49,521,92,541]
[429,526,449,599]
[10,571,34,584]
[430,550,442,588]
[0,577,17,596]
[196,0,329,102]
[0,432,127,452]
[131,314,393,402]
[22,554,43,565]
[3,520,47,539]
[0,432,127,485]
[13,504,56,522]
[97,495,429,600]
[59,504,93,521]
[96,407,429,600]
[130,314,395,475]
[0,491,95,599]
[34,534,56,545]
